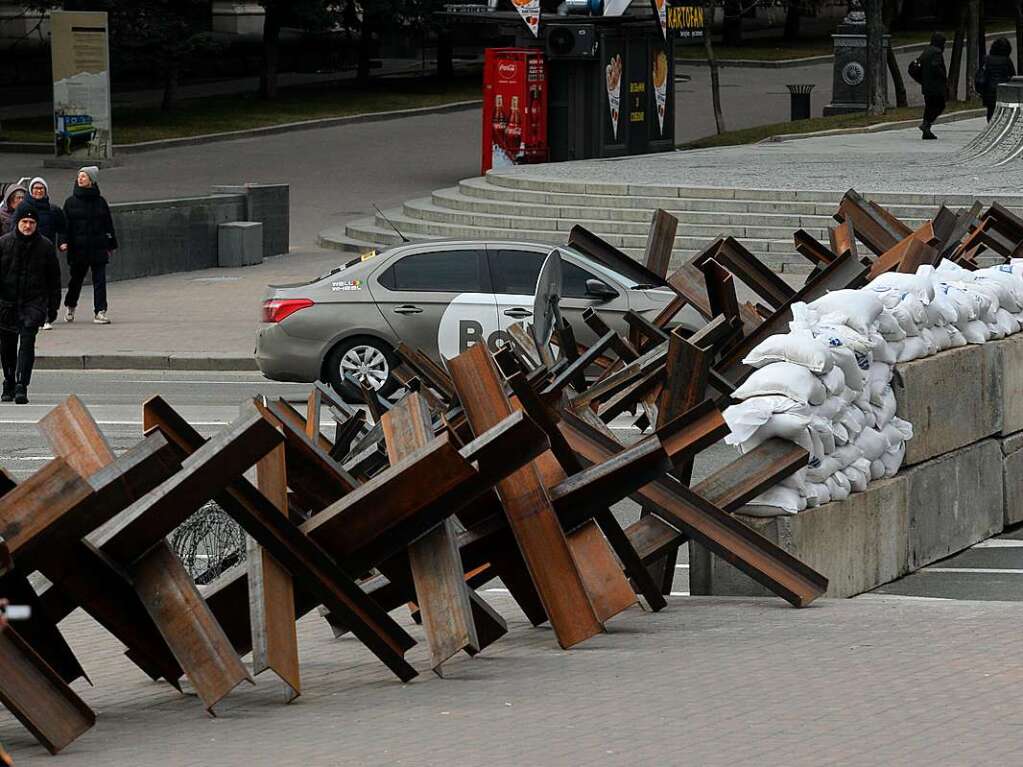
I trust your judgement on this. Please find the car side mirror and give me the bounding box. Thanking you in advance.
[585,279,618,301]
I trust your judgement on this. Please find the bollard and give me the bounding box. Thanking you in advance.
[787,83,815,121]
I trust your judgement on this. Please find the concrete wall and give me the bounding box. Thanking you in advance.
[692,335,1023,599]
[63,184,290,285]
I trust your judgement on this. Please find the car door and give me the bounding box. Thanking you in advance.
[487,247,630,347]
[372,246,499,364]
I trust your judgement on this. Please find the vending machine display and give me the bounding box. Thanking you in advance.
[481,48,549,174]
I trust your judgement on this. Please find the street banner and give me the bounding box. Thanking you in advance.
[50,10,112,161]
[652,0,668,40]
[652,49,668,135]
[511,0,540,37]
[603,0,632,15]
[605,53,622,140]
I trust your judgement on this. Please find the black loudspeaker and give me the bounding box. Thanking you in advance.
[544,24,598,59]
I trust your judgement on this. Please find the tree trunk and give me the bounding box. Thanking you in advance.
[437,31,453,83]
[887,45,907,107]
[783,1,801,43]
[357,17,374,85]
[1017,0,1023,73]
[967,0,980,101]
[722,0,743,47]
[259,2,282,100]
[704,3,725,134]
[947,7,967,102]
[865,0,886,115]
[978,0,986,70]
[161,62,180,112]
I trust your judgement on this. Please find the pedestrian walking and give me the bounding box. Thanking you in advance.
[908,32,948,140]
[0,203,61,404]
[27,177,66,331]
[977,38,1016,122]
[0,184,27,237]
[62,166,117,325]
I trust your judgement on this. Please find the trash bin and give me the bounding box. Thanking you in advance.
[786,84,815,121]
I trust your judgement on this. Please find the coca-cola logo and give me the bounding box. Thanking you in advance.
[498,62,517,80]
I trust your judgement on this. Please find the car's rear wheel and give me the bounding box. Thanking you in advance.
[325,337,398,402]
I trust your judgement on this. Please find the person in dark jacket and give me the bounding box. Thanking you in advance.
[914,32,949,140]
[978,38,1016,121]
[0,203,61,404]
[62,166,116,324]
[27,177,66,331]
[0,185,27,237]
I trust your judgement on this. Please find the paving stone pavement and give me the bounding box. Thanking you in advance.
[489,118,1020,197]
[3,592,1022,766]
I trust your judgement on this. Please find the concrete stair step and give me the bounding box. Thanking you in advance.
[371,209,800,255]
[457,177,957,219]
[432,186,933,231]
[481,171,1023,208]
[404,197,838,241]
[323,217,818,276]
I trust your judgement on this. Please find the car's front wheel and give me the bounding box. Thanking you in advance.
[325,337,398,402]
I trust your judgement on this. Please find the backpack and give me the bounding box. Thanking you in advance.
[908,58,922,84]
[975,62,987,94]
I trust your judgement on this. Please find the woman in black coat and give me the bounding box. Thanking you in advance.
[0,204,61,403]
[27,176,66,330]
[979,38,1016,121]
[62,166,117,324]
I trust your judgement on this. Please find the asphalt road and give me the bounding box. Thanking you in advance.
[0,41,976,251]
[0,369,698,593]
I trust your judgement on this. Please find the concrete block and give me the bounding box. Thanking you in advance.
[996,334,1023,435]
[242,184,289,258]
[218,222,263,268]
[1002,430,1023,455]
[1004,446,1023,527]
[689,476,909,599]
[894,343,1002,466]
[905,438,1003,570]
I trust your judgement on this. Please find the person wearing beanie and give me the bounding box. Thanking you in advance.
[909,32,948,140]
[62,166,117,324]
[0,184,27,237]
[0,202,61,403]
[27,177,66,330]
[978,38,1016,122]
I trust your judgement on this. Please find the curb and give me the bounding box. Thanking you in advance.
[675,30,1009,69]
[756,107,985,144]
[35,354,258,371]
[0,100,482,157]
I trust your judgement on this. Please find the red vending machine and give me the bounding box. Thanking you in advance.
[481,48,549,175]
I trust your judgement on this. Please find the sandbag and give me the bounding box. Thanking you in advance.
[743,328,834,374]
[808,290,884,336]
[732,363,827,406]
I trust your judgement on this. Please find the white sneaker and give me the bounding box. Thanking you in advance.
[41,322,53,330]
[64,307,75,323]
[93,311,110,324]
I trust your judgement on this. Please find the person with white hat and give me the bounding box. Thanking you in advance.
[62,166,117,324]
[27,176,66,330]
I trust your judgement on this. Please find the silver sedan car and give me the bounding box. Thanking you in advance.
[256,239,691,396]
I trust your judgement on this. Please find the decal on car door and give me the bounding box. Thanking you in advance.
[437,292,507,359]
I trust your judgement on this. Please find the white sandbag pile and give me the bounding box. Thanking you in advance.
[723,258,1023,515]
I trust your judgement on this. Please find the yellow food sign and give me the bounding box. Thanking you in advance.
[666,4,705,39]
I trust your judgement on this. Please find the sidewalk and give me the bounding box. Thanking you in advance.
[0,58,467,120]
[3,592,1022,766]
[34,248,344,370]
